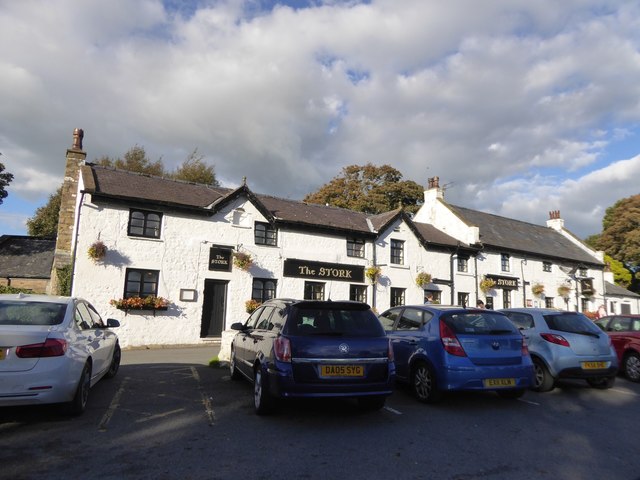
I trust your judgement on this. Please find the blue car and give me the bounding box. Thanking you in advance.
[379,305,534,403]
[229,299,396,414]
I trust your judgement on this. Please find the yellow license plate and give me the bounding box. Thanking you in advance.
[483,378,516,388]
[320,365,364,377]
[582,361,608,370]
[0,348,7,360]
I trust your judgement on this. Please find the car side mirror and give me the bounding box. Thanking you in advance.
[106,318,120,328]
[230,322,245,331]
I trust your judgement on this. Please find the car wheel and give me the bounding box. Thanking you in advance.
[623,352,640,382]
[254,365,274,415]
[587,376,616,389]
[357,395,387,411]
[65,362,91,416]
[532,358,555,392]
[497,388,526,399]
[229,348,241,380]
[411,361,441,403]
[105,343,121,379]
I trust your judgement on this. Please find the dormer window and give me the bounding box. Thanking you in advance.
[128,209,162,239]
[347,238,365,258]
[255,222,277,246]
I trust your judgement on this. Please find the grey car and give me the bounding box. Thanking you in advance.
[500,308,618,392]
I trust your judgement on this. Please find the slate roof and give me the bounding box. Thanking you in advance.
[605,281,640,298]
[449,205,603,266]
[0,235,55,279]
[411,222,469,249]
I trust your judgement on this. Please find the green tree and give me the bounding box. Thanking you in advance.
[26,187,61,237]
[0,161,14,205]
[168,149,219,185]
[605,254,632,288]
[597,194,640,268]
[96,145,165,176]
[303,163,424,214]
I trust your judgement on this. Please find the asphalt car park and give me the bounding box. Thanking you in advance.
[1,346,639,480]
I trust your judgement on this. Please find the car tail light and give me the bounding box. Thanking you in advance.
[540,333,570,347]
[521,337,530,356]
[387,339,394,362]
[274,336,291,362]
[16,338,67,358]
[439,321,466,357]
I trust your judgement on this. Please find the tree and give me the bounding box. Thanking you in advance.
[597,194,640,268]
[604,254,632,288]
[96,145,165,176]
[0,161,14,206]
[303,164,424,214]
[167,149,219,186]
[27,187,61,237]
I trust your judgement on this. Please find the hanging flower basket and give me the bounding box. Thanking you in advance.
[531,283,545,297]
[557,284,571,299]
[87,240,107,262]
[479,277,496,293]
[365,266,382,284]
[110,296,169,315]
[415,272,432,288]
[233,251,253,271]
[245,299,261,313]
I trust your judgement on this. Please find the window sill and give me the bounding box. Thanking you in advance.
[115,306,168,316]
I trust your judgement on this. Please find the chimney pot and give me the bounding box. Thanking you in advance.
[72,128,84,150]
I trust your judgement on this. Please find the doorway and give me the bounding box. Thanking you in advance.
[201,279,228,337]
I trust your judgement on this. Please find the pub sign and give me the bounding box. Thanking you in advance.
[485,274,519,290]
[209,247,232,272]
[283,259,365,283]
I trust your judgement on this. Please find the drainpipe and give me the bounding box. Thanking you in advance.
[69,191,86,295]
[371,239,377,310]
[521,258,527,307]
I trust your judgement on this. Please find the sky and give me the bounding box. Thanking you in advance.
[1,0,640,240]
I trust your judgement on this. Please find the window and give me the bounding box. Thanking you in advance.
[543,261,552,272]
[503,289,511,308]
[254,306,275,330]
[252,279,277,303]
[124,269,159,298]
[424,290,441,304]
[347,238,365,258]
[391,240,404,265]
[378,308,400,330]
[255,222,277,246]
[397,308,424,331]
[579,268,588,277]
[304,281,325,300]
[545,297,554,308]
[128,209,162,238]
[501,254,510,272]
[391,288,405,307]
[350,284,367,303]
[457,292,469,308]
[457,257,468,272]
[581,298,589,313]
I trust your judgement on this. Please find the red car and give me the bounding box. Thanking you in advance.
[595,315,640,382]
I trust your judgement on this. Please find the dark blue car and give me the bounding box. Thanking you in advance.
[379,305,534,403]
[230,299,396,414]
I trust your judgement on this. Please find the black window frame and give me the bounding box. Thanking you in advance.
[502,289,511,308]
[501,253,510,272]
[128,209,162,239]
[304,281,325,300]
[347,238,365,258]
[391,239,405,265]
[254,222,277,246]
[391,287,405,307]
[543,261,552,272]
[457,292,469,308]
[424,290,441,304]
[457,257,468,272]
[252,278,277,303]
[124,268,159,299]
[349,284,367,303]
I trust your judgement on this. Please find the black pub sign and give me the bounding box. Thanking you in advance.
[486,274,519,290]
[209,246,232,272]
[283,259,365,283]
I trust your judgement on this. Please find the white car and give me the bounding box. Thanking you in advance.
[0,294,121,415]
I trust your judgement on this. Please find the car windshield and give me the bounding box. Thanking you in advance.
[543,312,601,335]
[288,307,385,337]
[0,300,67,326]
[442,311,518,335]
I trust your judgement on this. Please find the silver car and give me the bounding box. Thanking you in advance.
[500,308,618,392]
[0,294,121,414]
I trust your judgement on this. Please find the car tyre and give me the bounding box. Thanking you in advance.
[532,358,555,392]
[229,348,242,380]
[587,376,616,389]
[623,352,640,382]
[357,395,387,411]
[65,362,91,416]
[105,342,121,379]
[254,365,274,415]
[411,361,442,403]
[497,388,526,399]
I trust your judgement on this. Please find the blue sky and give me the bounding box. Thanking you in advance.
[1,0,640,239]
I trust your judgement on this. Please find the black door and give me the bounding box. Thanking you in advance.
[201,279,228,337]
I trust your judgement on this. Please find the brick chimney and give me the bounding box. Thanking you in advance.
[424,175,444,202]
[48,129,86,294]
[546,210,564,231]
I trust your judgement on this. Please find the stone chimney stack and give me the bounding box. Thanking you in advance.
[424,175,444,203]
[546,210,565,231]
[48,128,86,294]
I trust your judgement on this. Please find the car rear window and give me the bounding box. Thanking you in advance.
[442,311,518,335]
[287,307,385,337]
[0,301,67,326]
[542,312,602,335]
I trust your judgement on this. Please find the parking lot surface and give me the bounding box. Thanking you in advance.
[1,345,639,480]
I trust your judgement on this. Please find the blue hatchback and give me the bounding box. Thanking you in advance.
[230,299,396,414]
[379,305,534,403]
